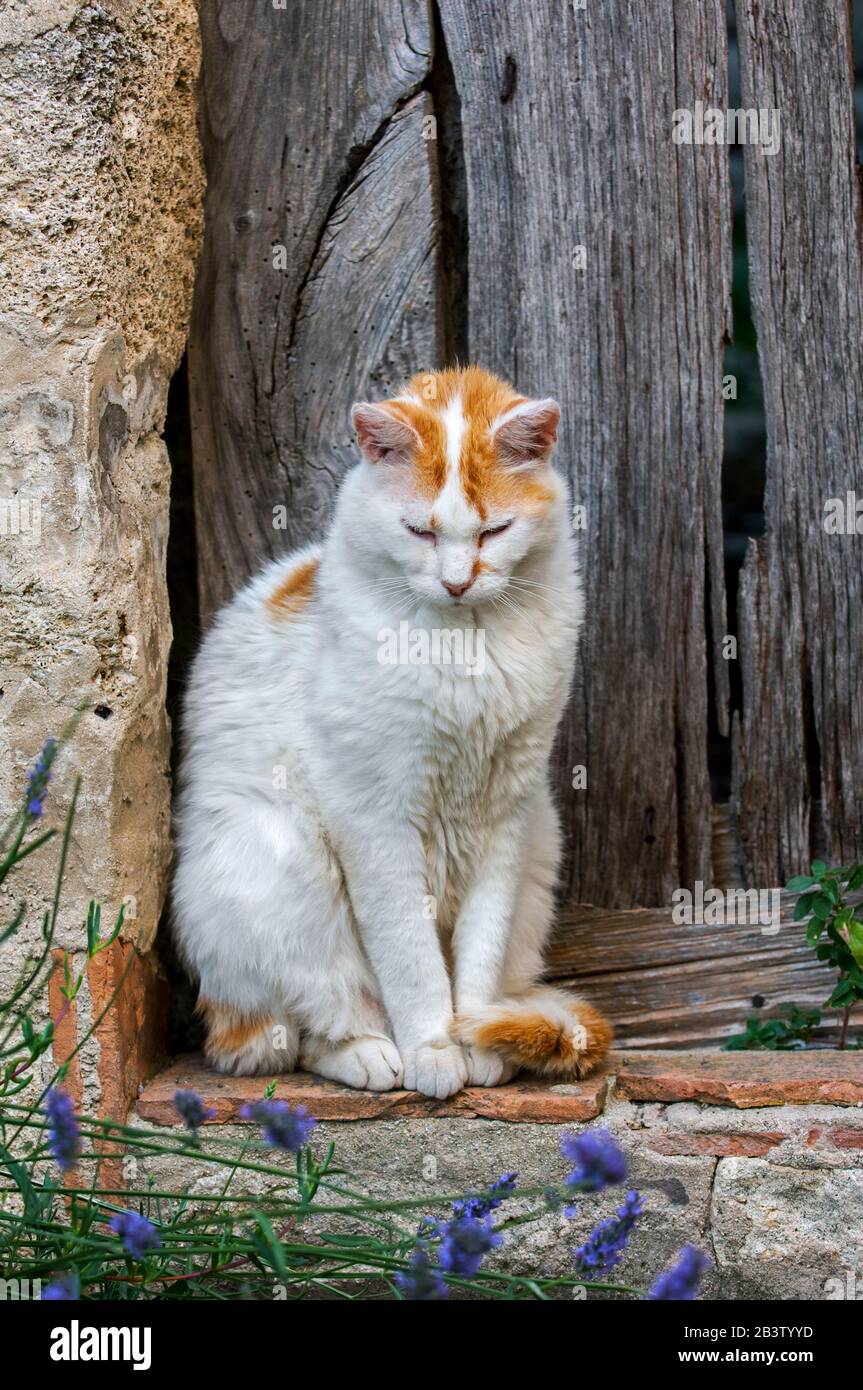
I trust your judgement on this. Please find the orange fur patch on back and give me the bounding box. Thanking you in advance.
[266,557,319,619]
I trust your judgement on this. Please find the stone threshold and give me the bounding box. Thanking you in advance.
[137,1048,863,1127]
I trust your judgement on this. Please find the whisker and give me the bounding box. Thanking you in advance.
[506,576,568,598]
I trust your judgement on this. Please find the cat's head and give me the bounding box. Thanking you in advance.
[350,366,564,607]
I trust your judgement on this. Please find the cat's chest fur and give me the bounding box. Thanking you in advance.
[314,607,560,787]
[306,604,571,910]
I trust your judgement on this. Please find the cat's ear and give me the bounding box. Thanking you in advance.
[351,402,419,464]
[491,398,560,469]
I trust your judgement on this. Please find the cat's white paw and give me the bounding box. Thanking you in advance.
[402,1042,468,1099]
[303,1035,403,1091]
[463,1045,517,1087]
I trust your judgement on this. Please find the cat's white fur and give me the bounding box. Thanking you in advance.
[173,372,590,1098]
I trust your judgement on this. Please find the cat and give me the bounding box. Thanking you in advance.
[173,365,613,1098]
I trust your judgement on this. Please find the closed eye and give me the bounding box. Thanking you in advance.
[405,523,436,542]
[478,520,514,545]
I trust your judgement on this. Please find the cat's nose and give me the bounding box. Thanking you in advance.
[443,578,473,598]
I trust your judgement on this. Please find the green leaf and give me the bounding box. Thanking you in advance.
[848,865,863,892]
[0,902,26,945]
[318,1232,375,1247]
[811,860,828,880]
[85,900,100,956]
[827,985,851,1008]
[794,891,819,921]
[807,918,824,946]
[812,893,834,920]
[786,875,815,892]
[846,919,863,972]
[251,1213,288,1279]
[0,1143,40,1219]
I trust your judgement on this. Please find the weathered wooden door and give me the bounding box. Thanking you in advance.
[188,2,863,951]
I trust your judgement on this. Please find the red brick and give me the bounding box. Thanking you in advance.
[826,1127,863,1149]
[137,1054,611,1125]
[614,1050,863,1108]
[648,1131,786,1157]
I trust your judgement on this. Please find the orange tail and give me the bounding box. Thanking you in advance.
[454,988,613,1079]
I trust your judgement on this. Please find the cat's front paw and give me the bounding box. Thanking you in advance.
[301,1035,403,1091]
[402,1041,468,1099]
[463,1045,518,1087]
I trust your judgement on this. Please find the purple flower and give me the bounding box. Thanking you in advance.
[240,1098,316,1151]
[573,1189,644,1278]
[395,1246,448,1301]
[452,1170,518,1221]
[561,1127,627,1193]
[648,1245,711,1300]
[110,1211,162,1261]
[44,1088,80,1171]
[173,1089,215,1133]
[438,1213,502,1278]
[42,1272,79,1300]
[25,737,57,818]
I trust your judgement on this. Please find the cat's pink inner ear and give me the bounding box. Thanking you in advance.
[492,398,561,468]
[351,402,418,463]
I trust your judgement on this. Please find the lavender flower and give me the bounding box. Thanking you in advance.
[109,1211,162,1261]
[240,1098,316,1151]
[42,1272,80,1300]
[44,1088,81,1171]
[438,1213,502,1278]
[452,1171,518,1220]
[173,1089,215,1133]
[648,1245,711,1300]
[561,1127,627,1193]
[395,1246,448,1301]
[25,737,57,818]
[573,1189,644,1278]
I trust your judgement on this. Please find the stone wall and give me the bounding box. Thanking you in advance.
[0,1,203,1112]
[132,1098,863,1300]
[135,1050,863,1299]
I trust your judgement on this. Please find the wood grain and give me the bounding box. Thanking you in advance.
[438,0,731,906]
[732,0,863,884]
[547,895,861,1048]
[188,0,436,617]
[186,2,863,940]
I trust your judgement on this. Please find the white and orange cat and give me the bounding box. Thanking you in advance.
[173,366,612,1098]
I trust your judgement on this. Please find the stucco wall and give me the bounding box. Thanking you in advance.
[0,0,203,1109]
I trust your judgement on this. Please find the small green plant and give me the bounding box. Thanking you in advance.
[787,860,863,1049]
[725,861,863,1051]
[724,1003,821,1052]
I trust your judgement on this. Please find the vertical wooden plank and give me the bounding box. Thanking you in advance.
[189,0,437,618]
[438,0,731,906]
[734,1,863,883]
